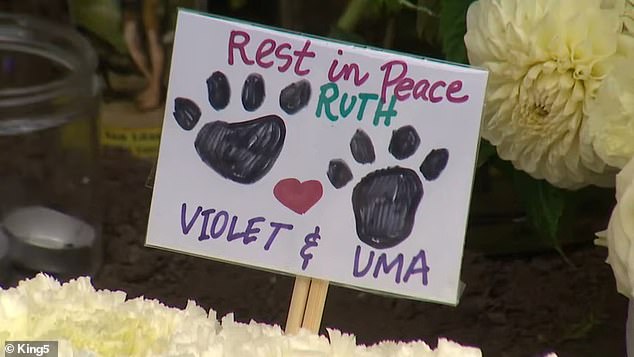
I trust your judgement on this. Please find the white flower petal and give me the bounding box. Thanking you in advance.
[465,0,631,188]
[605,157,634,298]
[0,274,493,356]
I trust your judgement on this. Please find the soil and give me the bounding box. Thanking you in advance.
[0,3,627,357]
[87,148,627,357]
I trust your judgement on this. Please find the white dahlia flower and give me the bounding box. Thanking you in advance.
[465,0,629,188]
[603,157,634,298]
[582,55,634,169]
[599,156,634,356]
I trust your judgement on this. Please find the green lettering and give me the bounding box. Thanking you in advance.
[357,93,379,121]
[315,82,339,122]
[373,95,397,127]
[339,93,357,118]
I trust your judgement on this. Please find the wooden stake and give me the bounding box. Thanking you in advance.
[285,276,311,334]
[301,278,330,333]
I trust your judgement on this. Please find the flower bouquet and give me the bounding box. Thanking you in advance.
[462,0,634,354]
[0,274,486,357]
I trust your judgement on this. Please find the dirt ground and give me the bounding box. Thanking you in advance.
[0,3,627,356]
[85,148,628,357]
[0,110,626,357]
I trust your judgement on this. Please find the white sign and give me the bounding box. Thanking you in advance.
[146,9,488,305]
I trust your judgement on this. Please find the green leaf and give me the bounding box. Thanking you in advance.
[399,0,436,15]
[438,0,477,63]
[512,170,568,251]
[229,0,248,10]
[68,0,127,54]
[382,0,403,14]
[328,26,369,45]
[416,0,441,45]
[336,0,376,33]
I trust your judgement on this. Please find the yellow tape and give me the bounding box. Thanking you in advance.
[100,125,161,160]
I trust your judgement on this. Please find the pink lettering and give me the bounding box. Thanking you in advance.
[446,80,469,103]
[275,43,293,72]
[380,59,470,104]
[394,78,414,101]
[255,39,276,68]
[227,30,254,65]
[293,40,316,76]
[412,80,430,101]
[379,60,408,102]
[429,81,446,103]
[328,51,370,86]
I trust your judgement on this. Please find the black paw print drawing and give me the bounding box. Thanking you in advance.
[172,71,311,184]
[327,126,449,249]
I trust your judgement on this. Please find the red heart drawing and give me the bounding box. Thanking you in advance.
[274,178,323,215]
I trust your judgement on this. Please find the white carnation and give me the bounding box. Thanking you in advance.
[0,274,553,356]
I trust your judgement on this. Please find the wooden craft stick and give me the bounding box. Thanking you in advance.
[285,276,311,334]
[301,278,330,333]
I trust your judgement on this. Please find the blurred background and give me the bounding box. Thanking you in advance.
[0,1,626,356]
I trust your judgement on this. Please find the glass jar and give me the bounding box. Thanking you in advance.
[0,14,101,282]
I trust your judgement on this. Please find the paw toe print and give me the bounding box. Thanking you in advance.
[173,97,201,131]
[241,73,265,111]
[350,129,376,164]
[279,79,311,115]
[194,115,285,184]
[352,166,422,249]
[173,71,312,184]
[206,71,231,110]
[420,148,449,181]
[328,127,449,249]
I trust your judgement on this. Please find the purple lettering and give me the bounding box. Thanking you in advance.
[210,210,229,239]
[264,222,294,250]
[353,245,374,278]
[242,216,265,245]
[226,216,242,241]
[403,250,430,286]
[180,203,201,235]
[197,208,216,241]
[373,253,405,283]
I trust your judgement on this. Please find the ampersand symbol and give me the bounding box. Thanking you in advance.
[299,226,321,270]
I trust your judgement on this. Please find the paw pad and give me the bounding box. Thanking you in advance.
[206,71,231,110]
[174,71,312,184]
[350,129,375,164]
[279,79,311,114]
[327,159,353,189]
[328,126,449,249]
[388,125,420,160]
[241,73,265,111]
[194,115,285,184]
[173,97,201,131]
[420,148,449,181]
